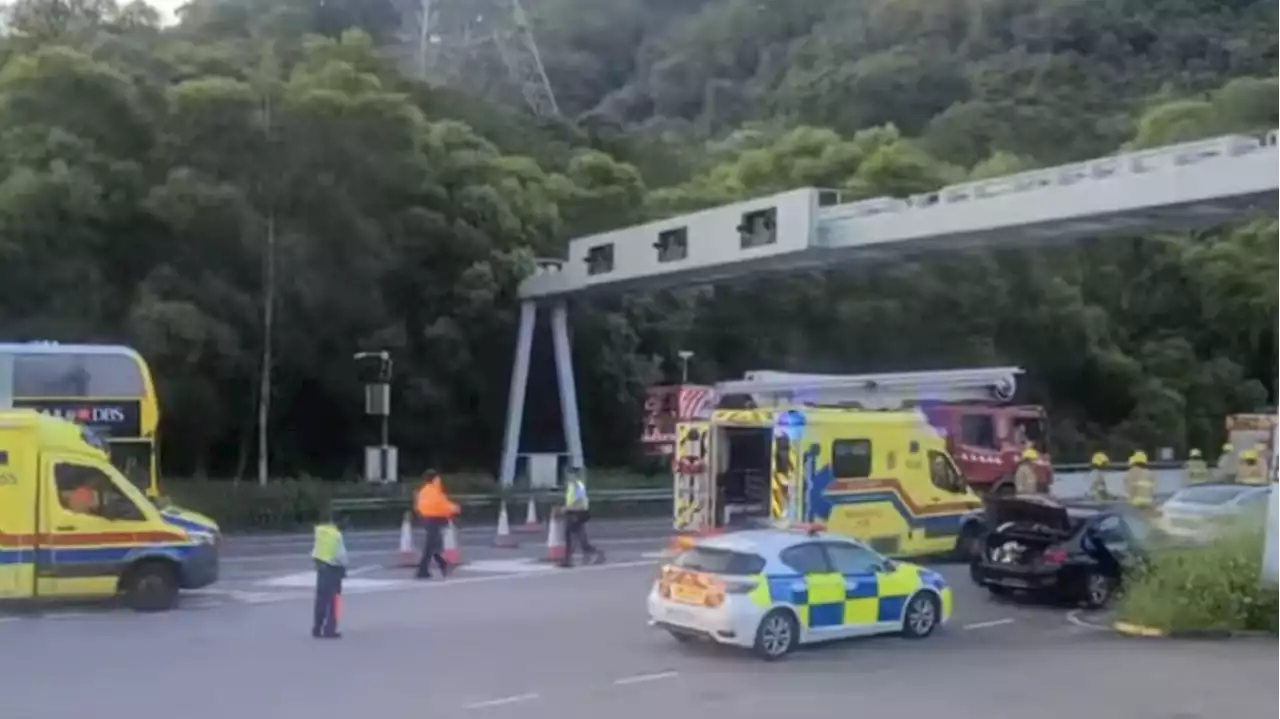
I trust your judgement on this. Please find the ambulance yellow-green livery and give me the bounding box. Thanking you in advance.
[0,410,219,611]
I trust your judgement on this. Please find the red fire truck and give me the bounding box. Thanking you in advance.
[644,367,1052,494]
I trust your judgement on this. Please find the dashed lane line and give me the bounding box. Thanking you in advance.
[612,671,680,686]
[962,618,1016,630]
[1064,609,1110,632]
[464,693,541,710]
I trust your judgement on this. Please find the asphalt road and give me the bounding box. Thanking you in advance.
[2,522,1275,719]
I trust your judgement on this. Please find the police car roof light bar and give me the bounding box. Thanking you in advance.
[713,367,1023,410]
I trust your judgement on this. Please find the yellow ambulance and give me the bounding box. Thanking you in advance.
[673,407,985,558]
[0,410,219,611]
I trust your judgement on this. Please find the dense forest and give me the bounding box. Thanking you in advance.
[0,0,1275,480]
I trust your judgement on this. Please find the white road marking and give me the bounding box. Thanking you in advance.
[255,572,407,590]
[963,618,1016,630]
[464,693,541,710]
[464,559,557,574]
[641,551,672,559]
[1065,609,1110,632]
[613,671,679,686]
[0,616,20,624]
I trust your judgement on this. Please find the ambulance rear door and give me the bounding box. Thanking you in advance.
[673,421,714,532]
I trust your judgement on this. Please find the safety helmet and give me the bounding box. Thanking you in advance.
[1223,443,1234,452]
[1189,448,1202,458]
[1090,452,1108,467]
[1128,451,1149,466]
[1241,449,1259,463]
[1020,448,1040,462]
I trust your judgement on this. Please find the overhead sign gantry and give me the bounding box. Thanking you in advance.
[498,130,1279,486]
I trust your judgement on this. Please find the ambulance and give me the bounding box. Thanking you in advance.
[0,410,219,611]
[670,369,1035,558]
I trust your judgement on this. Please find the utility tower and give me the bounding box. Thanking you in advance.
[403,0,560,119]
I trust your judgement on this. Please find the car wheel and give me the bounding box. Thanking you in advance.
[953,523,985,562]
[901,592,941,639]
[1081,573,1114,609]
[123,561,179,612]
[753,609,799,660]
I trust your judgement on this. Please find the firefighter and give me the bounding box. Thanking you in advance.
[1124,451,1155,512]
[1013,448,1040,495]
[1215,443,1238,483]
[1088,452,1111,500]
[1236,449,1267,485]
[1184,448,1210,485]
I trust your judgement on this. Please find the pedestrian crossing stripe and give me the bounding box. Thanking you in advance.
[463,559,556,574]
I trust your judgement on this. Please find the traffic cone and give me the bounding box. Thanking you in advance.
[395,512,417,567]
[543,510,566,563]
[519,496,540,532]
[493,501,519,548]
[442,520,462,566]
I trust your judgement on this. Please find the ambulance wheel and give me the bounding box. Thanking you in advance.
[753,609,799,660]
[901,592,940,639]
[123,561,179,612]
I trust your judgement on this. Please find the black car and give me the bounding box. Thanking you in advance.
[968,496,1148,608]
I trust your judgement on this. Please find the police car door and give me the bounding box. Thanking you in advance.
[820,540,899,636]
[776,542,845,641]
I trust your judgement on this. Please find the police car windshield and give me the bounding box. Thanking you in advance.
[673,547,765,575]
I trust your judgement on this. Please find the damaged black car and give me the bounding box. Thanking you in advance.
[968,496,1149,608]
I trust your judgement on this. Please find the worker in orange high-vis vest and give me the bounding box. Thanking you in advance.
[414,471,459,580]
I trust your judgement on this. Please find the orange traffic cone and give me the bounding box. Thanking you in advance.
[519,496,540,532]
[395,512,417,567]
[442,520,462,566]
[493,501,519,548]
[543,510,566,563]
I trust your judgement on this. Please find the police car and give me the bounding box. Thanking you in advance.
[647,526,952,660]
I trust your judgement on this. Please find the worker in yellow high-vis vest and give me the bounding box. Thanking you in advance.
[1237,449,1267,485]
[311,509,348,639]
[1124,451,1155,512]
[1088,452,1111,500]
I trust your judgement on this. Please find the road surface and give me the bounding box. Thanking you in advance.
[1,520,1275,719]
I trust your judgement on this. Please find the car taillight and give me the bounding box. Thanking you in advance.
[1041,548,1068,565]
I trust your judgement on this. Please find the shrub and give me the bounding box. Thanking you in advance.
[1117,527,1279,634]
[160,468,669,532]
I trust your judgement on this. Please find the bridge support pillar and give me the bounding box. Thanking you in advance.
[499,301,537,488]
[550,301,584,472]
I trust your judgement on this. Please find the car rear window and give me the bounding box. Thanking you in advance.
[1175,486,1252,505]
[673,547,765,575]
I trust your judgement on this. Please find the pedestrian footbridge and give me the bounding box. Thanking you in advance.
[520,130,1278,299]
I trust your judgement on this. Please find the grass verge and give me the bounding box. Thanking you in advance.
[1116,527,1279,636]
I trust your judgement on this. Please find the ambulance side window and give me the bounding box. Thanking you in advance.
[54,463,145,521]
[832,439,872,479]
[928,451,966,494]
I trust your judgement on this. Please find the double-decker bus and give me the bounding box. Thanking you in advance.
[0,342,161,496]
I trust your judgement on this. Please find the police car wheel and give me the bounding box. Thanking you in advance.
[123,562,179,612]
[901,593,940,639]
[753,609,799,660]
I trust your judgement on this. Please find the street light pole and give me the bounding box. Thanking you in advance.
[677,350,694,384]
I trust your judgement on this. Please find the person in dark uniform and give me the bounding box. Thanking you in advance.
[311,509,348,639]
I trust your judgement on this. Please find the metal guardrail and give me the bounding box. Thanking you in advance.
[331,463,1195,513]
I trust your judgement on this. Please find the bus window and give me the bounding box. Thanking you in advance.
[13,354,144,398]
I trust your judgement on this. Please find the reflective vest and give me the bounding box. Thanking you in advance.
[1013,463,1038,495]
[564,479,589,511]
[1125,467,1154,508]
[416,480,460,519]
[312,523,342,564]
[1237,461,1267,485]
[1088,468,1110,500]
[1185,458,1210,484]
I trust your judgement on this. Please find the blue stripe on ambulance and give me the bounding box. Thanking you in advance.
[805,459,965,534]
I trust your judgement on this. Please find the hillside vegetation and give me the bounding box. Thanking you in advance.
[0,0,1275,480]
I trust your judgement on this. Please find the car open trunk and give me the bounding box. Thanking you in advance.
[982,496,1078,566]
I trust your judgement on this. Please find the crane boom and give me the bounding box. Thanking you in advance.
[714,367,1024,411]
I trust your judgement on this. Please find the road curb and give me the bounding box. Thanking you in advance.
[1111,620,1274,639]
